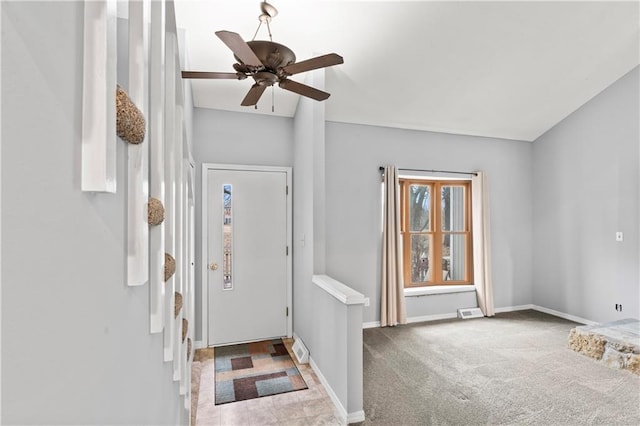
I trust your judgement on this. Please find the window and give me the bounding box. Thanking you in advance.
[400,178,472,287]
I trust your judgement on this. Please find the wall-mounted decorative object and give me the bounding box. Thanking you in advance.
[126,0,150,288]
[164,253,176,282]
[174,291,183,318]
[149,0,166,335]
[116,85,146,144]
[182,318,188,342]
[148,197,165,225]
[81,0,117,193]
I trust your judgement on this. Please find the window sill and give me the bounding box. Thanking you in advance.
[404,285,476,297]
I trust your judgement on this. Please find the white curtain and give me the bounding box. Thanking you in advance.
[471,171,495,316]
[381,165,407,327]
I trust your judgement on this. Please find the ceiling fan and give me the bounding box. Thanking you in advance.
[181,1,344,108]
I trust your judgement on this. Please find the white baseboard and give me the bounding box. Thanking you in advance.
[347,410,366,424]
[531,305,596,325]
[364,304,595,329]
[407,312,458,324]
[492,304,595,325]
[363,321,380,329]
[494,304,534,313]
[309,357,347,424]
[364,312,458,329]
[309,357,364,424]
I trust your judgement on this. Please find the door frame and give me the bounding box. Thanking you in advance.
[201,163,293,347]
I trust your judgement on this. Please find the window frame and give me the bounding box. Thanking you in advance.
[400,178,473,288]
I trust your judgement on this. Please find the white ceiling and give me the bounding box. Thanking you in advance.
[174,0,639,142]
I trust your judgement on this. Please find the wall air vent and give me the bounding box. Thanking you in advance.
[292,338,309,364]
[457,307,484,319]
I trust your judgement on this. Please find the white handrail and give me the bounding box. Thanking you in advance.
[312,275,367,305]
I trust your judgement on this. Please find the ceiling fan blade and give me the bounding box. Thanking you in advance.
[181,71,239,79]
[279,79,330,101]
[241,84,268,106]
[215,30,263,67]
[281,53,343,76]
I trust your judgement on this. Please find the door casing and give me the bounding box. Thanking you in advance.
[200,163,293,347]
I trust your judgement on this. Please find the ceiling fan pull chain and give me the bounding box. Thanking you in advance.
[272,86,275,112]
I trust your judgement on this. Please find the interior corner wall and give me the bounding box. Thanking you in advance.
[532,66,640,322]
[1,2,186,424]
[191,108,293,342]
[312,70,327,274]
[292,68,326,354]
[324,123,534,324]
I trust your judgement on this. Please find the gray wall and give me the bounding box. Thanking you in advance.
[324,123,534,323]
[310,284,364,418]
[405,291,478,320]
[192,108,293,341]
[1,2,187,424]
[532,66,639,322]
[190,98,535,333]
[291,70,365,419]
[292,76,321,353]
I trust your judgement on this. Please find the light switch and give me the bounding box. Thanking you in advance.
[616,232,624,242]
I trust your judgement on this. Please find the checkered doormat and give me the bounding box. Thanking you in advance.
[214,338,308,404]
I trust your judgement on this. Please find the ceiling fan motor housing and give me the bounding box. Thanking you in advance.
[253,71,279,87]
[234,40,296,75]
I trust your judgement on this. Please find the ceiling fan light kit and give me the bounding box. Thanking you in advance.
[181,1,343,108]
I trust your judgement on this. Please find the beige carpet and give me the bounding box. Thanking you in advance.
[360,310,640,425]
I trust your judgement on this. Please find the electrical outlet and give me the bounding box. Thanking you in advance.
[615,303,623,312]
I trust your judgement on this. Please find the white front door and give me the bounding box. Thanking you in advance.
[206,166,290,346]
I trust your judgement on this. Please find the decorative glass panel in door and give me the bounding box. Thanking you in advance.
[222,184,233,290]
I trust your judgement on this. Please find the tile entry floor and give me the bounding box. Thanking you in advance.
[192,338,343,425]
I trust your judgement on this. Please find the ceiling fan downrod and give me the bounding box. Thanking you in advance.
[252,1,278,41]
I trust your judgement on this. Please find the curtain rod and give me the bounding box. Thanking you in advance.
[378,166,477,176]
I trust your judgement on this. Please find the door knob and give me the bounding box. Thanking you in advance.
[209,262,218,271]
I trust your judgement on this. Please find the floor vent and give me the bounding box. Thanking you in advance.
[457,307,484,319]
[292,338,309,364]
